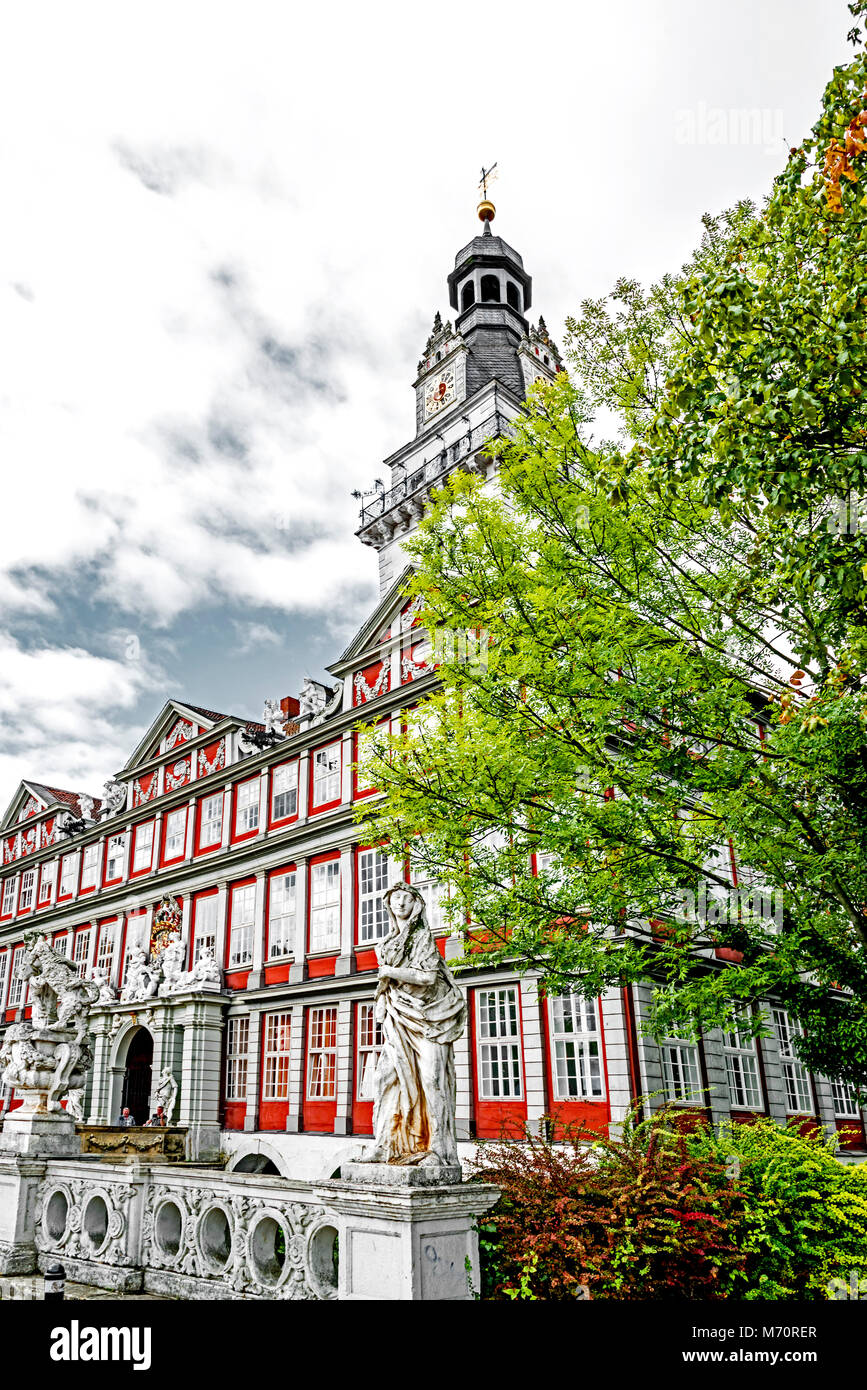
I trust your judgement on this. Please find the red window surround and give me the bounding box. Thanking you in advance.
[263,867,296,986]
[309,741,342,816]
[230,776,261,846]
[258,1011,292,1132]
[540,995,611,1140]
[469,986,529,1140]
[224,876,256,990]
[160,806,188,867]
[129,821,156,879]
[302,1004,339,1133]
[268,760,300,831]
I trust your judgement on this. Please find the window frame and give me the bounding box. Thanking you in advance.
[261,1011,292,1101]
[225,1016,250,1102]
[722,1010,764,1111]
[268,870,296,960]
[192,892,219,965]
[357,847,389,944]
[38,861,57,905]
[356,1000,383,1101]
[306,1005,338,1100]
[311,741,341,809]
[105,834,126,882]
[476,985,523,1101]
[772,1007,813,1114]
[18,868,36,912]
[270,762,299,823]
[228,882,256,969]
[309,859,341,953]
[548,993,605,1101]
[132,821,155,874]
[198,791,224,849]
[234,778,260,837]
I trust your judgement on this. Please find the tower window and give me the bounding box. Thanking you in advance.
[506,282,520,310]
[481,275,500,303]
[461,282,475,311]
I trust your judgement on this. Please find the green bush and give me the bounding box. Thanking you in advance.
[690,1118,867,1300]
[472,1106,867,1300]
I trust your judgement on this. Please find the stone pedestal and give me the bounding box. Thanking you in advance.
[0,1110,80,1159]
[319,1169,499,1301]
[0,1157,46,1274]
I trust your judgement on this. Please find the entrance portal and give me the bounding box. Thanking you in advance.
[121,1027,153,1125]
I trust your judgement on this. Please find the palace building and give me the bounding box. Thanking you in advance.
[0,209,863,1178]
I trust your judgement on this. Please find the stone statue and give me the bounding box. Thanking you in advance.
[299,678,329,718]
[370,882,466,1169]
[157,937,186,997]
[77,794,95,822]
[120,945,160,1003]
[188,947,221,989]
[0,933,98,1115]
[155,1067,178,1124]
[262,699,288,737]
[101,779,127,814]
[90,965,116,1005]
[63,1087,85,1121]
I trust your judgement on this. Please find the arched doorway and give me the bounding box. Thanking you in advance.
[120,1027,153,1125]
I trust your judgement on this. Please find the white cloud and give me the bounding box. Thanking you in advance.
[0,0,853,792]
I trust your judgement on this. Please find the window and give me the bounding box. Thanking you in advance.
[310,860,340,952]
[199,792,223,848]
[723,1011,764,1110]
[268,872,296,959]
[506,281,520,310]
[96,922,117,978]
[831,1079,861,1118]
[53,933,72,958]
[461,281,475,311]
[477,987,523,1099]
[410,858,445,935]
[549,994,604,1100]
[73,929,92,979]
[80,843,99,890]
[307,1006,337,1099]
[59,854,77,896]
[358,849,388,942]
[132,823,154,873]
[0,952,8,1010]
[234,779,260,836]
[164,808,186,860]
[19,869,35,911]
[262,1012,292,1101]
[8,948,25,1008]
[229,883,255,968]
[536,852,563,889]
[772,1007,812,1113]
[105,835,126,880]
[481,274,500,303]
[271,763,298,821]
[312,743,341,807]
[660,1037,704,1104]
[225,1016,250,1101]
[38,861,57,905]
[1,877,15,915]
[192,895,218,964]
[357,1001,383,1100]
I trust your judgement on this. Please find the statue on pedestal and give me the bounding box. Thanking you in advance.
[370,882,465,1169]
[0,933,98,1116]
[155,1066,179,1124]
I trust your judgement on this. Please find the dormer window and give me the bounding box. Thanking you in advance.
[461,282,475,311]
[481,275,500,303]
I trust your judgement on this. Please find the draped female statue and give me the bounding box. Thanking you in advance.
[371,881,466,1169]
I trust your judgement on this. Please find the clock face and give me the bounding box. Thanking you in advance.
[424,365,456,418]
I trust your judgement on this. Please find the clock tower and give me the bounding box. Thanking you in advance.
[356,202,563,593]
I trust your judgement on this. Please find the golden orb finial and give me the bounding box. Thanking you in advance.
[477,162,498,225]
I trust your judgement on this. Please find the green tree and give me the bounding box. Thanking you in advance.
[357,7,867,1088]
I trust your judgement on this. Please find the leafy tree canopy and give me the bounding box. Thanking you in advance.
[357,4,867,1088]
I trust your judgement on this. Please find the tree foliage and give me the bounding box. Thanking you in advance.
[357,5,867,1086]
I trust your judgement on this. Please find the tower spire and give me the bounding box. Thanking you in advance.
[477,161,497,225]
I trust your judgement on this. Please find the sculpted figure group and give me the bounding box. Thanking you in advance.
[0,933,98,1114]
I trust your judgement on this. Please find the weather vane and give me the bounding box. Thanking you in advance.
[477,162,497,224]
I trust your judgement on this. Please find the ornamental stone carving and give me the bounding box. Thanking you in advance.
[90,965,117,1005]
[101,779,127,814]
[0,933,98,1115]
[119,946,160,1004]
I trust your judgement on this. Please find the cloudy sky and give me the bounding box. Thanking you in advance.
[0,0,853,805]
